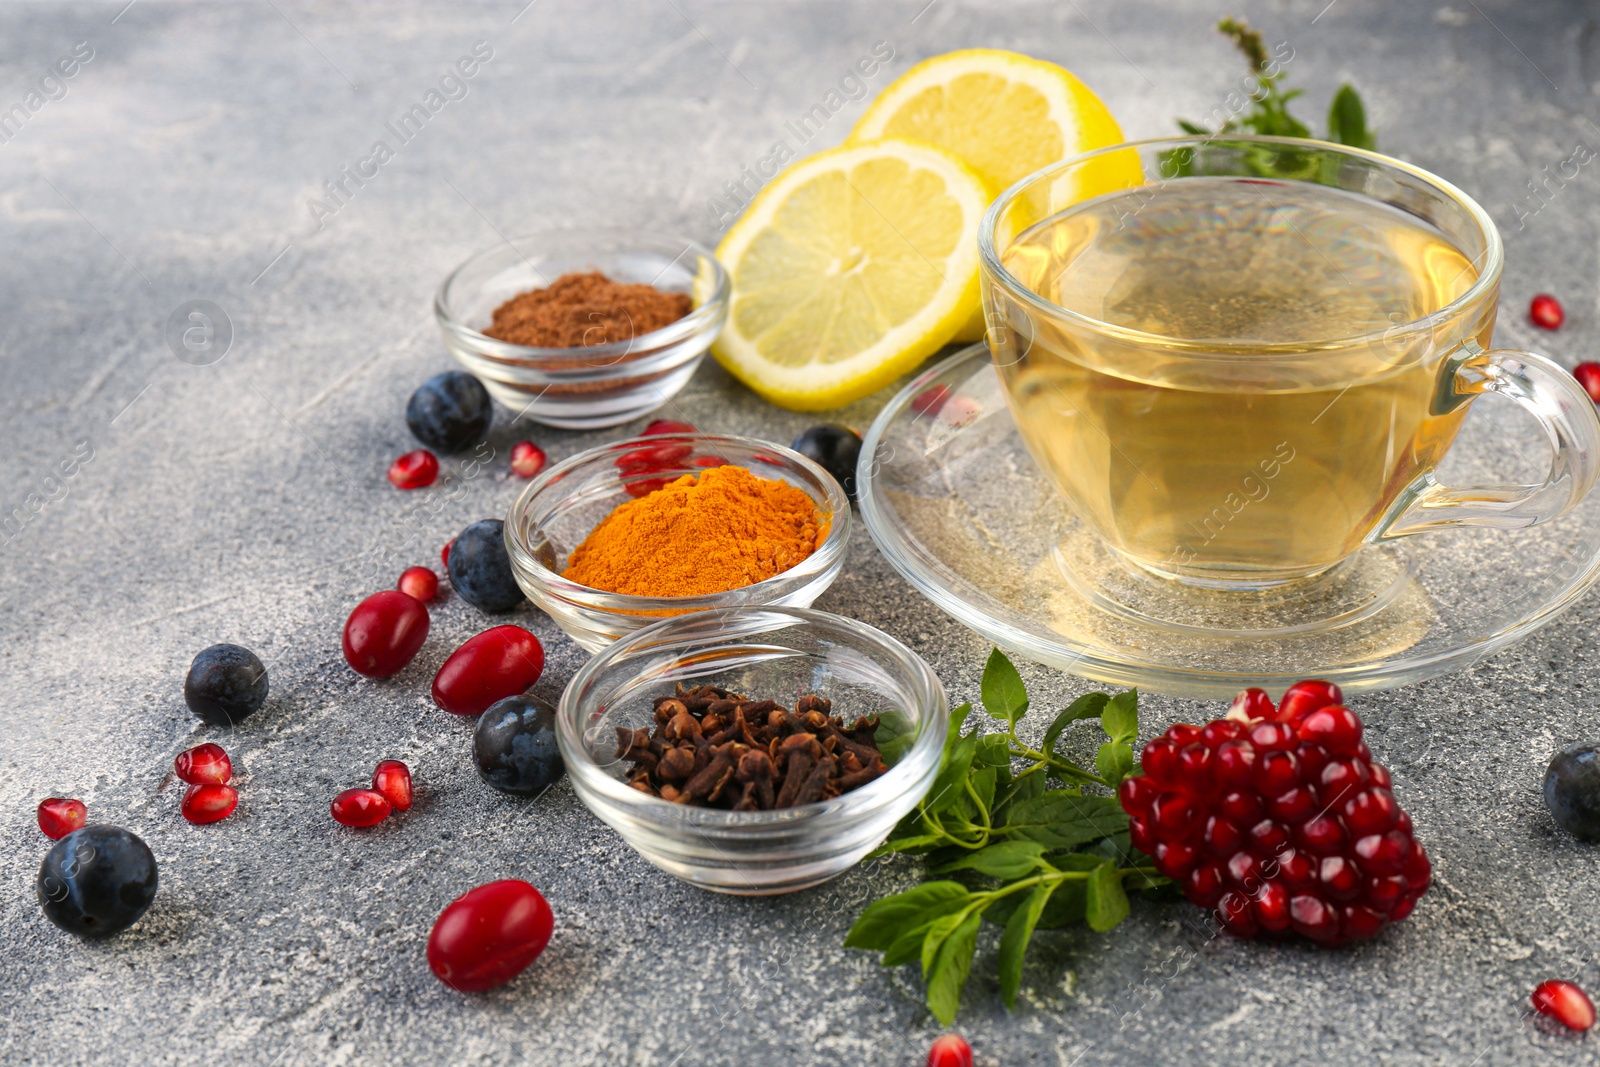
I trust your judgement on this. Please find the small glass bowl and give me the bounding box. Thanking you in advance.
[504,433,852,652]
[556,606,948,894]
[434,228,729,430]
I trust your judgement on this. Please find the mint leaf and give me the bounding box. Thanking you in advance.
[1326,83,1375,149]
[998,882,1054,1009]
[924,908,983,1026]
[874,708,917,766]
[975,732,1012,768]
[1100,690,1138,744]
[981,648,1029,727]
[925,729,979,815]
[969,765,998,817]
[1042,692,1108,756]
[933,840,1048,880]
[1005,793,1128,849]
[1085,863,1130,931]
[845,881,972,951]
[867,833,948,858]
[946,701,972,747]
[1096,740,1134,784]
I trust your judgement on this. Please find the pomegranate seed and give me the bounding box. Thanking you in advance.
[427,879,553,991]
[510,440,547,478]
[1220,790,1264,824]
[1532,979,1596,1031]
[372,759,413,811]
[1141,737,1180,780]
[1574,363,1600,403]
[1249,721,1295,751]
[643,418,696,435]
[1530,293,1565,330]
[1276,679,1342,725]
[1167,723,1203,745]
[1200,719,1246,746]
[182,783,239,824]
[431,625,545,716]
[398,566,439,602]
[911,384,952,417]
[1119,775,1158,814]
[1255,750,1302,795]
[1228,687,1274,721]
[441,540,453,567]
[1289,894,1339,941]
[1250,818,1290,854]
[926,1034,973,1067]
[1254,881,1291,931]
[330,788,392,828]
[1203,814,1245,856]
[1217,890,1256,936]
[174,742,232,785]
[1187,862,1226,906]
[1217,739,1258,786]
[1299,705,1363,755]
[37,797,87,840]
[616,441,694,471]
[388,449,439,490]
[342,590,430,678]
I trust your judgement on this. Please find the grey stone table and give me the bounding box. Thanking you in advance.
[3,1,1598,1063]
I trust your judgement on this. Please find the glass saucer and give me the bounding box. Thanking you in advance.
[859,343,1600,697]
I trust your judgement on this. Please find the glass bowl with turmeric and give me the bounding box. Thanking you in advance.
[435,228,729,430]
[556,606,949,894]
[504,433,851,651]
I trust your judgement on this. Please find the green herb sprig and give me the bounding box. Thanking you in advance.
[845,650,1167,1024]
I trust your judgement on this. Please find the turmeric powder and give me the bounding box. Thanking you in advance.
[562,465,825,597]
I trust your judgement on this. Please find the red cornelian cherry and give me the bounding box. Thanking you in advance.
[182,783,239,824]
[398,566,439,603]
[388,449,439,490]
[1532,979,1596,1031]
[428,879,553,991]
[1574,363,1600,403]
[342,590,430,678]
[37,797,87,840]
[432,625,545,716]
[926,1034,973,1067]
[510,440,547,478]
[1530,293,1565,330]
[643,418,696,435]
[330,788,392,828]
[174,742,232,785]
[372,759,413,811]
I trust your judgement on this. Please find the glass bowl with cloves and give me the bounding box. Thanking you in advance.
[556,606,948,894]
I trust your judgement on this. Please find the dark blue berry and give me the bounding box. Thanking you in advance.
[184,643,268,726]
[473,695,564,796]
[448,519,525,614]
[406,371,493,454]
[37,825,158,938]
[1546,743,1600,840]
[791,424,862,500]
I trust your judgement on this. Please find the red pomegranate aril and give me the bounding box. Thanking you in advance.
[1187,863,1227,907]
[1574,363,1600,404]
[1276,679,1342,725]
[373,759,413,811]
[398,566,439,603]
[1354,831,1411,875]
[1226,850,1261,888]
[1201,719,1246,746]
[509,440,547,478]
[182,783,238,824]
[911,384,952,417]
[1249,721,1295,751]
[1167,723,1202,746]
[1177,743,1216,791]
[1253,881,1292,931]
[616,441,693,471]
[343,590,430,678]
[432,625,545,716]
[1154,840,1199,878]
[174,742,232,785]
[1141,737,1180,782]
[428,879,554,992]
[1217,890,1257,936]
[1366,875,1407,913]
[1299,706,1363,755]
[1295,740,1331,780]
[1119,775,1158,814]
[1319,758,1371,801]
[1369,763,1393,790]
[388,449,439,490]
[1228,687,1274,722]
[1402,841,1432,892]
[1204,815,1245,856]
[1254,749,1301,795]
[1250,818,1290,854]
[37,797,87,840]
[1389,896,1416,921]
[330,788,392,828]
[1297,814,1346,854]
[1341,904,1385,940]
[643,418,697,436]
[1153,792,1199,836]
[1319,854,1363,901]
[1276,848,1317,890]
[1128,815,1155,854]
[1216,740,1258,786]
[1532,979,1596,1031]
[1290,894,1339,941]
[1267,786,1317,822]
[926,1034,973,1067]
[1342,788,1398,835]
[1220,789,1264,824]
[1530,293,1565,330]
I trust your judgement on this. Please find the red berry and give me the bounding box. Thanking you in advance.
[1276,679,1342,725]
[342,590,430,678]
[1574,363,1600,403]
[510,440,547,478]
[911,384,952,417]
[926,1034,973,1067]
[388,449,439,490]
[1228,687,1274,721]
[427,879,553,992]
[1299,706,1363,756]
[441,540,453,567]
[398,566,439,602]
[373,759,413,811]
[1530,293,1565,330]
[1532,979,1595,1030]
[37,798,86,840]
[330,788,392,828]
[182,783,238,824]
[643,418,696,435]
[174,742,232,785]
[431,625,545,716]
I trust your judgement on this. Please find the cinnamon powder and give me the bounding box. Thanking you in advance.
[484,271,692,348]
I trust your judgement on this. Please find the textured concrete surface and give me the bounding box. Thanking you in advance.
[3,1,1600,1063]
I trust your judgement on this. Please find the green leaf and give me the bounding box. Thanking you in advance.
[867,833,947,858]
[874,708,917,766]
[998,881,1054,1009]
[925,730,979,816]
[992,770,1045,822]
[946,701,972,747]
[1100,690,1138,744]
[1005,793,1128,850]
[974,732,1012,768]
[845,881,973,951]
[932,840,1048,880]
[1041,692,1108,756]
[1175,118,1208,135]
[1326,83,1375,149]
[981,649,1029,727]
[924,908,983,1026]
[1095,741,1134,784]
[1085,863,1130,932]
[969,766,998,817]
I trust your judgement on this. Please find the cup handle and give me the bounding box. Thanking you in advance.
[1372,339,1600,541]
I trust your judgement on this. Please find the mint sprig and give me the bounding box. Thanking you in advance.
[844,649,1167,1024]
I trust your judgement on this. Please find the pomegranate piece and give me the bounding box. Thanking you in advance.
[37,798,87,840]
[1532,979,1595,1031]
[182,783,239,824]
[510,440,547,479]
[910,384,952,417]
[1530,293,1565,330]
[342,590,430,678]
[926,1034,972,1067]
[174,742,233,785]
[432,625,545,716]
[427,879,553,992]
[1276,679,1343,725]
[388,449,439,490]
[398,566,439,603]
[330,787,392,828]
[1573,363,1600,404]
[1228,687,1273,721]
[643,418,696,435]
[372,759,414,811]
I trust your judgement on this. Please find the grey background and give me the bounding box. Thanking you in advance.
[2,0,1598,1063]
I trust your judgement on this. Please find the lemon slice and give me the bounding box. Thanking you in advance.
[712,138,992,411]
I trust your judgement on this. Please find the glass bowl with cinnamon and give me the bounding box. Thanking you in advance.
[435,228,728,430]
[503,433,852,652]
